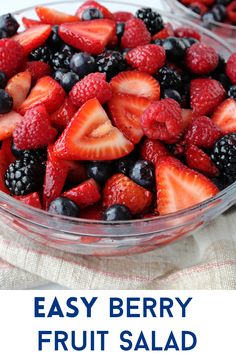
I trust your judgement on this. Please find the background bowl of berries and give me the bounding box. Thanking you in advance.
[0,0,235,257]
[166,0,236,48]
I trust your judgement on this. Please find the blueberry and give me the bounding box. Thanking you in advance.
[0,89,13,114]
[48,197,80,217]
[115,158,134,176]
[82,7,103,20]
[216,0,231,5]
[213,55,226,73]
[60,72,80,92]
[202,12,215,28]
[116,22,125,39]
[152,38,163,46]
[46,25,63,50]
[211,4,226,22]
[163,88,181,103]
[212,72,231,90]
[129,160,155,189]
[0,71,7,89]
[0,28,8,39]
[162,37,186,60]
[0,13,19,36]
[103,204,132,221]
[181,37,198,49]
[70,53,97,77]
[87,161,112,184]
[53,69,68,83]
[228,86,236,101]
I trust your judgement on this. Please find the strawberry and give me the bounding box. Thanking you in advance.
[212,99,236,134]
[108,93,151,144]
[13,105,57,149]
[43,145,69,209]
[190,78,226,116]
[13,24,51,56]
[110,71,160,101]
[0,111,23,140]
[69,72,112,107]
[140,138,169,165]
[0,39,24,78]
[103,173,152,215]
[63,179,101,208]
[226,53,236,85]
[50,97,78,131]
[15,192,42,209]
[65,160,87,185]
[184,116,222,148]
[227,1,236,24]
[121,18,151,49]
[24,61,52,85]
[182,109,193,131]
[53,98,134,160]
[59,19,116,55]
[19,76,65,115]
[22,17,42,29]
[126,44,166,75]
[186,43,218,75]
[113,11,134,22]
[152,23,174,40]
[155,156,219,215]
[181,0,214,5]
[76,0,114,20]
[141,98,183,141]
[1,138,15,163]
[35,6,78,25]
[79,203,103,221]
[5,71,31,109]
[189,2,208,15]
[185,144,218,177]
[174,26,201,40]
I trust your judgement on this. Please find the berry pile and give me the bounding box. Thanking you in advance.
[0,1,236,222]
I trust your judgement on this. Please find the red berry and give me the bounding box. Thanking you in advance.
[113,11,134,22]
[141,98,183,142]
[227,1,236,24]
[140,138,170,165]
[5,71,32,110]
[25,61,52,85]
[212,98,236,134]
[76,0,114,20]
[63,179,101,208]
[69,72,112,107]
[0,39,24,78]
[187,2,208,15]
[121,18,151,49]
[186,43,218,75]
[174,26,201,40]
[226,53,236,85]
[35,6,78,25]
[22,17,42,29]
[185,144,219,177]
[0,111,23,141]
[13,105,57,149]
[15,192,42,209]
[184,116,222,148]
[50,97,77,131]
[126,44,166,75]
[152,23,174,40]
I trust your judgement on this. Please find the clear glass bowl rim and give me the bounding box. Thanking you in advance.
[0,0,234,232]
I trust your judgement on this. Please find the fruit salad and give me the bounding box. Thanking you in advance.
[0,1,236,223]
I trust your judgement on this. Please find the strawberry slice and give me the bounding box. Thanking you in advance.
[53,98,134,161]
[110,71,160,101]
[63,179,101,208]
[185,144,219,177]
[108,94,151,144]
[43,145,69,209]
[182,109,193,131]
[152,23,174,40]
[79,202,103,221]
[156,156,219,215]
[140,138,169,165]
[50,98,78,131]
[19,76,65,115]
[5,71,31,110]
[212,99,236,134]
[36,6,79,25]
[65,160,87,185]
[0,111,23,140]
[15,192,42,209]
[13,24,51,55]
[22,17,42,29]
[76,0,114,20]
[59,19,116,54]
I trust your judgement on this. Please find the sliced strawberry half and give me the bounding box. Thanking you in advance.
[140,138,170,165]
[185,144,219,177]
[63,179,101,208]
[152,23,174,40]
[182,109,193,131]
[108,94,151,144]
[13,24,51,55]
[15,192,42,209]
[5,71,31,110]
[53,98,134,160]
[212,99,236,134]
[156,156,219,215]
[36,6,79,25]
[22,17,42,29]
[59,19,116,55]
[50,97,78,131]
[76,0,114,20]
[110,71,160,101]
[0,111,23,140]
[19,76,65,115]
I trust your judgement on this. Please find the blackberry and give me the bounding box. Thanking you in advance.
[11,142,47,161]
[228,86,236,100]
[51,51,72,71]
[136,7,164,35]
[4,157,46,196]
[163,88,181,103]
[211,134,236,183]
[156,66,182,90]
[96,50,127,81]
[30,46,53,64]
[0,89,13,114]
[0,13,19,37]
[103,204,132,221]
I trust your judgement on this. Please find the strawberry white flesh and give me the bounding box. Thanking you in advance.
[212,99,236,134]
[5,71,32,109]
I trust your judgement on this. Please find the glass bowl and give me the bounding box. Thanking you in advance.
[165,0,236,49]
[0,0,235,257]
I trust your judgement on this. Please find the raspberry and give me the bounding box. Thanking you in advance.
[185,43,218,75]
[184,116,222,149]
[25,61,52,85]
[69,72,112,107]
[141,98,183,141]
[174,26,201,40]
[140,138,169,165]
[185,144,219,177]
[0,39,24,78]
[226,53,236,85]
[13,105,57,149]
[126,44,166,75]
[121,18,151,49]
[227,1,236,24]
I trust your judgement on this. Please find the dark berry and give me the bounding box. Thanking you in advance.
[0,28,8,39]
[30,46,53,64]
[213,55,226,73]
[53,69,68,83]
[202,12,215,28]
[189,5,201,15]
[0,71,7,89]
[103,204,132,221]
[70,53,97,77]
[11,141,47,161]
[46,25,63,50]
[114,157,134,176]
[51,51,72,71]
[116,22,125,39]
[212,72,231,90]
[211,134,236,183]
[129,160,155,189]
[60,71,80,92]
[163,88,181,103]
[82,8,103,20]
[136,7,164,35]
[228,86,236,100]
[96,50,127,81]
[216,0,231,5]
[181,37,198,49]
[0,13,19,36]
[0,89,13,114]
[156,66,182,90]
[152,38,163,46]
[162,37,186,60]
[211,4,226,22]
[87,161,112,184]
[48,197,80,217]
[211,176,230,191]
[60,43,76,54]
